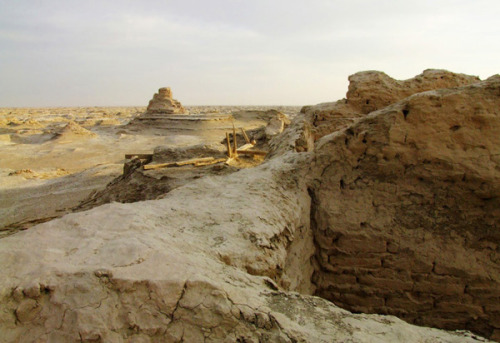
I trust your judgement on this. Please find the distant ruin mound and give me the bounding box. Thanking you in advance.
[146,87,186,114]
[127,87,238,131]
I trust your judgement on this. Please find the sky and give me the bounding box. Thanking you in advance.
[0,0,499,106]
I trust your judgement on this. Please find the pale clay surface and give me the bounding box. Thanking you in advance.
[0,105,299,232]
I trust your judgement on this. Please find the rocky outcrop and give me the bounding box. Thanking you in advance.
[0,154,313,342]
[345,69,480,114]
[308,75,500,339]
[146,87,186,114]
[302,69,481,140]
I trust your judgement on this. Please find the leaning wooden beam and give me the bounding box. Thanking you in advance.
[176,157,215,166]
[238,143,255,151]
[240,128,250,144]
[226,132,232,158]
[236,150,267,156]
[143,157,215,170]
[143,162,175,170]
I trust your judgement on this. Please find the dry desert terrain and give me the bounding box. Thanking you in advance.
[1,71,500,342]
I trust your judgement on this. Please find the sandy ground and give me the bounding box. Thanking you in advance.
[0,106,300,235]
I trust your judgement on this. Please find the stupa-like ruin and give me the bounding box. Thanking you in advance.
[128,86,234,131]
[146,87,186,114]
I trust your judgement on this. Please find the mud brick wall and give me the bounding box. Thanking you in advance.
[306,78,500,340]
[311,226,500,340]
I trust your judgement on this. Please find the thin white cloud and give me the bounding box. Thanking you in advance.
[0,0,499,106]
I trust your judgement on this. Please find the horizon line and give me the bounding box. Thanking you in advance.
[0,104,307,109]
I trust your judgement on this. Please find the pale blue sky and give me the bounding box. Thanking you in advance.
[0,0,499,106]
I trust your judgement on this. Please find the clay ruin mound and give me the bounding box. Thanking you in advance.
[146,87,186,114]
[0,70,499,342]
[78,109,292,214]
[75,119,282,212]
[128,87,237,132]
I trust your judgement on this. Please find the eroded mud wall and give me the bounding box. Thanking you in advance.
[307,77,500,339]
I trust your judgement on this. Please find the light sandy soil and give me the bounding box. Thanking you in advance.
[0,106,300,236]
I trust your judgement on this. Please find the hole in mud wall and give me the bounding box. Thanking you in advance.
[402,109,410,119]
[339,179,345,189]
[307,186,500,340]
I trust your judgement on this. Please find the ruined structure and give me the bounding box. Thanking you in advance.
[306,73,500,338]
[1,70,499,342]
[128,86,239,131]
[146,87,186,114]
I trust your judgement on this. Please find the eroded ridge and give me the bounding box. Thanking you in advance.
[301,69,481,140]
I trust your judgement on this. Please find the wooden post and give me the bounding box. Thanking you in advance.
[240,128,250,144]
[232,124,238,157]
[226,132,232,157]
